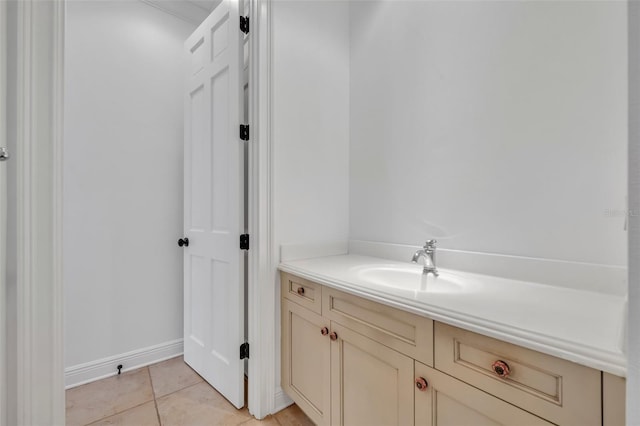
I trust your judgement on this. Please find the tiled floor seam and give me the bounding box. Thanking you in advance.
[154,379,204,401]
[83,398,155,426]
[146,366,163,426]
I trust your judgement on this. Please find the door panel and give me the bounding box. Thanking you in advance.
[183,0,244,409]
[188,85,206,230]
[331,323,414,426]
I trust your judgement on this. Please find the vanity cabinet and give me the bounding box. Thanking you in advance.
[281,272,624,426]
[281,273,420,426]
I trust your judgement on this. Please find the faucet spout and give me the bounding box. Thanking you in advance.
[411,240,439,276]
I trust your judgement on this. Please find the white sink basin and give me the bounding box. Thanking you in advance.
[353,264,465,293]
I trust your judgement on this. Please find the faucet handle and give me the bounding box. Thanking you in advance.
[424,240,437,248]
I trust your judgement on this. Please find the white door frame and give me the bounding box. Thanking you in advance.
[0,0,7,423]
[246,0,277,419]
[14,0,65,424]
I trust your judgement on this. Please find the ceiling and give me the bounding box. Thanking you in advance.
[140,0,222,24]
[187,0,219,12]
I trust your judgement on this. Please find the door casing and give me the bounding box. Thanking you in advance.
[13,0,65,424]
[0,1,7,423]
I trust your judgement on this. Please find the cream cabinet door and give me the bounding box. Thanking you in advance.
[415,362,553,426]
[603,373,625,426]
[330,322,414,426]
[282,299,331,426]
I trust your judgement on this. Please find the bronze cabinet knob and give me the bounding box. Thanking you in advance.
[492,360,511,378]
[321,327,329,336]
[415,377,428,391]
[329,331,338,341]
[297,287,305,296]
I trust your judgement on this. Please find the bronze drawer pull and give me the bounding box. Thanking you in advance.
[297,287,305,296]
[415,377,428,391]
[492,360,511,378]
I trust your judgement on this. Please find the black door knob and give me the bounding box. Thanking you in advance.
[178,237,189,247]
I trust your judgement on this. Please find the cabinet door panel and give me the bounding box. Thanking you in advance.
[282,299,331,425]
[603,373,625,426]
[435,393,502,426]
[415,362,553,426]
[331,323,414,426]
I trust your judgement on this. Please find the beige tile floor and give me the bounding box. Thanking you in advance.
[66,356,314,426]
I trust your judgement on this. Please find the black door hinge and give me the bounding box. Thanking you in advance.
[239,124,249,141]
[240,16,249,34]
[240,342,249,359]
[240,234,250,250]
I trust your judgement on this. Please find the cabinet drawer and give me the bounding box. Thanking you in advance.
[434,322,601,426]
[281,272,322,314]
[323,287,433,366]
[415,361,553,426]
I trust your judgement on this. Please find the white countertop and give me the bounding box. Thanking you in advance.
[279,254,627,377]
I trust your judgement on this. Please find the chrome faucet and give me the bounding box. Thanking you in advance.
[412,240,438,276]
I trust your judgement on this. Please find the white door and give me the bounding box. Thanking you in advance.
[183,0,245,409]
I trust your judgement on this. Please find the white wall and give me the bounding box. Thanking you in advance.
[349,1,627,266]
[272,1,350,247]
[64,1,195,370]
[271,0,350,397]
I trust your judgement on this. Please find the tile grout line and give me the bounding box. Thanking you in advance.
[82,399,155,426]
[79,367,156,426]
[237,413,283,426]
[147,366,163,426]
[84,400,156,426]
[154,377,205,400]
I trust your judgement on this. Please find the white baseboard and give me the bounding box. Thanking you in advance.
[65,339,184,389]
[273,386,293,414]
